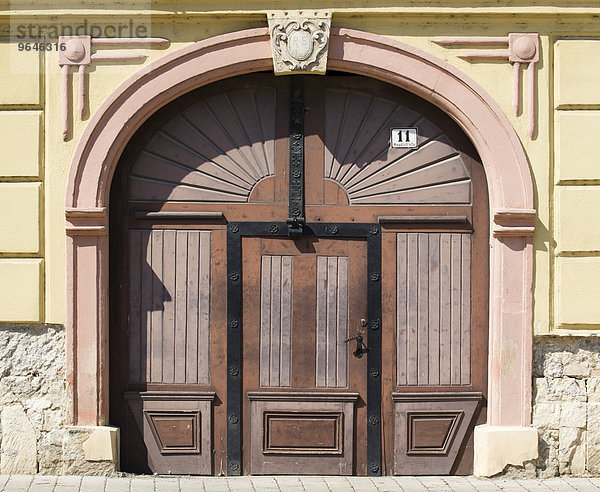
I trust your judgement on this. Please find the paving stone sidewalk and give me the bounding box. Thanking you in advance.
[1,475,600,492]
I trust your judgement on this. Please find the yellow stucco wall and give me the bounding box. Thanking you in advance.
[0,2,598,334]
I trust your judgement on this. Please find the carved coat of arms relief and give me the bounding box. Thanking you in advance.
[268,12,331,75]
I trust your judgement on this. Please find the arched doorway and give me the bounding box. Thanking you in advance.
[108,72,489,475]
[65,27,535,478]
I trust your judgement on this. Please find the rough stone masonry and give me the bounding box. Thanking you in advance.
[533,336,600,477]
[0,324,66,474]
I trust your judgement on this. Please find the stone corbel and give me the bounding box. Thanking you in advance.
[433,34,540,139]
[58,35,170,141]
[493,208,536,238]
[267,11,331,75]
[65,207,108,236]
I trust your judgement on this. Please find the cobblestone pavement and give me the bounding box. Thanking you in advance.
[2,475,600,492]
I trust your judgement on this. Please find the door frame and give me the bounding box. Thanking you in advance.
[226,221,382,475]
[64,26,536,473]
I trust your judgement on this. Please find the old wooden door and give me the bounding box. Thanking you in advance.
[109,73,488,476]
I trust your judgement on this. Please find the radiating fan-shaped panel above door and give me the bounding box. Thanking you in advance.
[128,85,278,202]
[323,89,472,205]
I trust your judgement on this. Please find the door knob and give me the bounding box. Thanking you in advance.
[345,331,370,358]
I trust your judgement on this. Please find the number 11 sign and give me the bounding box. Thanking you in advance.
[390,128,418,148]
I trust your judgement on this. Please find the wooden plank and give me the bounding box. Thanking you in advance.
[396,233,407,386]
[186,231,200,384]
[270,256,282,387]
[332,92,374,183]
[128,230,142,383]
[323,90,348,180]
[260,256,272,387]
[336,257,348,387]
[428,234,441,386]
[417,233,429,386]
[439,234,452,385]
[254,86,277,175]
[227,88,271,177]
[461,235,472,385]
[140,230,153,382]
[161,230,176,384]
[406,234,419,386]
[316,256,328,387]
[204,93,264,181]
[450,234,462,385]
[144,120,255,188]
[326,257,338,388]
[198,231,212,385]
[292,255,317,389]
[150,230,163,383]
[280,256,293,387]
[174,230,188,384]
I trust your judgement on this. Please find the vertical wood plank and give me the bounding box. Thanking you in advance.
[316,256,327,387]
[140,230,152,382]
[450,234,462,385]
[260,256,272,386]
[128,231,142,383]
[291,255,317,388]
[461,234,472,385]
[150,230,163,383]
[417,233,429,386]
[396,233,407,386]
[326,257,338,387]
[428,234,441,386]
[280,256,293,387]
[439,233,451,385]
[269,256,282,387]
[161,230,176,384]
[174,231,188,384]
[336,257,348,388]
[198,231,212,385]
[406,234,419,385]
[186,231,200,384]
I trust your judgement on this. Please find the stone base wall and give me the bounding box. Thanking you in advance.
[0,324,67,474]
[0,324,118,475]
[533,336,600,477]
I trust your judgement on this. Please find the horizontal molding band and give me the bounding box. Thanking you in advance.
[134,211,225,219]
[556,251,600,257]
[379,215,469,224]
[247,391,360,402]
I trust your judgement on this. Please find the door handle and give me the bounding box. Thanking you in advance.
[345,331,370,358]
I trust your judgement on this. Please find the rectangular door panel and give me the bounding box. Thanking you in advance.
[128,229,211,385]
[392,392,482,475]
[248,392,358,474]
[125,391,215,475]
[396,232,471,387]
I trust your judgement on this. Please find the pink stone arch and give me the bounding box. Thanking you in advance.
[65,27,535,429]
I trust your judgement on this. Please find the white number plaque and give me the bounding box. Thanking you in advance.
[390,128,418,148]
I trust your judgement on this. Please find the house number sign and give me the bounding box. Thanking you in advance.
[390,128,418,148]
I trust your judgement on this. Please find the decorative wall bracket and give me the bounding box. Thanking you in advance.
[267,11,331,75]
[433,33,540,139]
[493,209,536,238]
[58,35,169,141]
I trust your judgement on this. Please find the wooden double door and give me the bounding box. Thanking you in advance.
[109,73,488,476]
